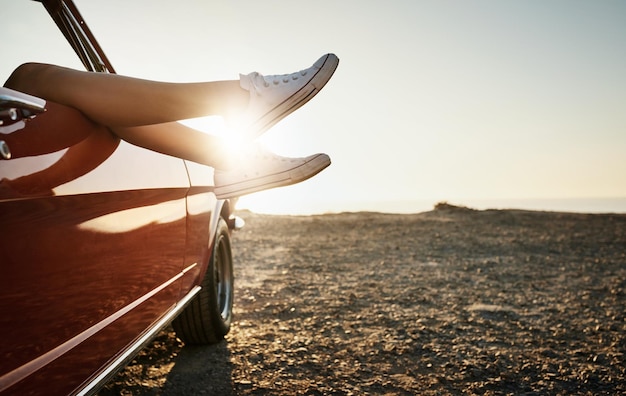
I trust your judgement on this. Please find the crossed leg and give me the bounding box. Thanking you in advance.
[4,62,246,168]
[3,54,339,198]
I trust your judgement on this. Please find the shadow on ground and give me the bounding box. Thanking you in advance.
[161,341,235,396]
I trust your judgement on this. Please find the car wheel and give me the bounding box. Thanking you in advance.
[172,217,233,344]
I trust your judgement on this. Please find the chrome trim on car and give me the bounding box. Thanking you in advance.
[77,286,202,396]
[0,87,47,126]
[37,0,116,73]
[0,141,10,160]
[229,215,246,231]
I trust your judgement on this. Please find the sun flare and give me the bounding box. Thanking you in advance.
[179,115,329,215]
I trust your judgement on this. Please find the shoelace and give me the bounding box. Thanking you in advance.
[255,70,309,88]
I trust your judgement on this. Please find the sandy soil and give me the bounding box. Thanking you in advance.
[99,203,625,395]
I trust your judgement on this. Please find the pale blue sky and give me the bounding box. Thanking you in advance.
[4,0,626,214]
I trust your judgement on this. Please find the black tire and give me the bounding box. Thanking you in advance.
[172,217,233,344]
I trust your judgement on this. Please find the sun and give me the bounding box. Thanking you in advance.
[179,115,331,215]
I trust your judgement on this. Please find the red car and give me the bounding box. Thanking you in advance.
[1,1,240,394]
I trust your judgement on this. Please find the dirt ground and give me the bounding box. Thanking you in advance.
[99,204,625,395]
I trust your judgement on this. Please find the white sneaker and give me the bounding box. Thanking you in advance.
[214,147,331,199]
[235,53,339,139]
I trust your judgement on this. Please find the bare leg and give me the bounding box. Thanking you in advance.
[4,63,248,127]
[2,55,338,197]
[112,123,234,169]
[4,63,245,167]
[5,126,118,196]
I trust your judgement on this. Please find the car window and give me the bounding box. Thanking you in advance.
[1,2,84,85]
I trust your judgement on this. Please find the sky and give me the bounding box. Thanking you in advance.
[3,0,626,214]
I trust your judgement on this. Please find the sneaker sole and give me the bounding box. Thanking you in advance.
[247,53,339,139]
[214,153,331,199]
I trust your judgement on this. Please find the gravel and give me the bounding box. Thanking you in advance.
[99,204,626,395]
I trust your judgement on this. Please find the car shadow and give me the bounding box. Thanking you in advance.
[97,328,236,396]
[161,340,236,396]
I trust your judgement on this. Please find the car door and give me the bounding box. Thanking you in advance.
[0,92,191,394]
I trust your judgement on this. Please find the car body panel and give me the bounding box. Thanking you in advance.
[180,161,225,294]
[0,98,196,394]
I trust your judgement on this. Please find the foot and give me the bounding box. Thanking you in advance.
[214,147,331,199]
[234,53,339,139]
